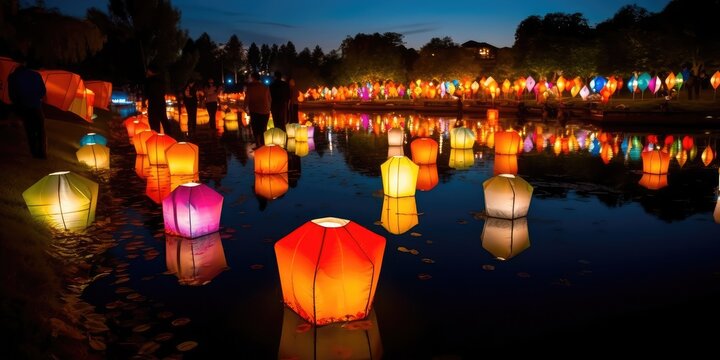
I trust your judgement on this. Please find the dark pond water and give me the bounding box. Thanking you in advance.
[84,108,720,358]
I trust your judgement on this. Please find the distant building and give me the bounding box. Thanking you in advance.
[461,41,498,60]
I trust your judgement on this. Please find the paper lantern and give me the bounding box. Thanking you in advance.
[711,71,720,90]
[702,147,715,166]
[676,150,688,167]
[278,307,382,360]
[146,133,177,166]
[286,138,297,153]
[133,129,157,155]
[487,109,499,123]
[387,145,404,158]
[416,164,438,191]
[255,173,289,200]
[286,123,299,138]
[600,143,614,164]
[254,144,288,174]
[494,154,518,176]
[665,72,676,91]
[639,173,668,190]
[450,127,475,149]
[134,155,150,178]
[295,125,309,142]
[79,132,107,147]
[483,174,533,219]
[76,143,110,170]
[387,128,404,146]
[124,118,150,143]
[448,148,474,170]
[481,217,530,261]
[145,165,171,204]
[162,182,223,238]
[264,127,288,148]
[381,155,419,197]
[166,142,199,176]
[295,141,310,157]
[494,130,521,155]
[641,150,670,174]
[22,171,98,231]
[165,233,227,286]
[275,217,385,325]
[381,195,418,235]
[410,138,438,165]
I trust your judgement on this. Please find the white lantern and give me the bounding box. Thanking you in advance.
[481,217,530,260]
[483,174,533,219]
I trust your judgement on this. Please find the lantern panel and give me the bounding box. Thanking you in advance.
[76,144,110,170]
[387,145,404,158]
[286,123,299,138]
[380,195,418,235]
[165,233,227,286]
[295,126,309,142]
[146,133,177,166]
[162,183,224,238]
[166,142,199,176]
[483,174,533,219]
[254,144,289,174]
[22,171,98,231]
[133,129,157,155]
[135,154,150,178]
[639,173,668,190]
[145,165,171,204]
[380,155,419,197]
[493,154,518,176]
[481,217,530,260]
[255,173,289,200]
[450,127,475,149]
[410,138,438,165]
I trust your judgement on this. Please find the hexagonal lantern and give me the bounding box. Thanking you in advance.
[483,174,533,219]
[254,144,288,174]
[162,182,224,238]
[264,127,287,148]
[381,155,418,197]
[76,143,110,170]
[450,127,475,149]
[641,150,670,175]
[410,137,438,165]
[79,132,107,147]
[146,133,177,166]
[22,171,98,231]
[275,217,386,325]
[494,130,521,155]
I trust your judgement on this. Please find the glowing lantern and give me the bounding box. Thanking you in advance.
[711,71,720,90]
[525,76,535,93]
[702,147,715,166]
[600,143,614,164]
[80,133,107,147]
[264,127,287,148]
[481,217,530,261]
[487,109,499,123]
[416,164,438,191]
[592,76,606,93]
[450,127,475,149]
[275,217,385,325]
[494,130,521,155]
[254,144,288,174]
[387,145,404,158]
[145,165,171,203]
[682,135,694,151]
[675,72,684,90]
[255,173,289,200]
[448,148,474,170]
[135,154,150,178]
[76,144,110,170]
[133,129,157,155]
[638,172,668,190]
[22,171,98,231]
[162,182,223,238]
[556,76,566,95]
[294,140,310,157]
[676,150,688,167]
[483,174,533,219]
[388,128,404,146]
[286,123,299,138]
[579,86,590,100]
[166,142,199,176]
[570,85,580,98]
[165,233,227,286]
[410,138,438,165]
[124,119,149,143]
[146,133,177,166]
[381,155,419,197]
[295,125,309,142]
[640,150,669,175]
[638,72,651,92]
[665,72,676,91]
[381,195,418,235]
[494,154,518,176]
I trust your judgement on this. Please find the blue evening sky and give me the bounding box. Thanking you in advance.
[43,0,671,51]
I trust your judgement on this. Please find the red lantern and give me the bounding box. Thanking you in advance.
[410,138,438,165]
[682,135,694,151]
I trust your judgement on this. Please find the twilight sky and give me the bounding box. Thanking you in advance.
[44,0,671,52]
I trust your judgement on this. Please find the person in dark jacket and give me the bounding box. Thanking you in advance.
[143,63,172,134]
[183,79,199,137]
[8,62,47,159]
[269,70,290,131]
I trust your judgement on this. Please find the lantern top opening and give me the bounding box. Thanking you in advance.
[499,174,516,179]
[311,217,350,228]
[85,142,97,145]
[178,141,188,144]
[181,182,201,187]
[50,171,70,176]
[87,132,96,135]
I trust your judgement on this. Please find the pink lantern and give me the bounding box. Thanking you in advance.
[163,182,224,238]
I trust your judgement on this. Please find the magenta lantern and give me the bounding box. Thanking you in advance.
[162,182,224,238]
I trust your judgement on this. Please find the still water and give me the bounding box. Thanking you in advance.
[85,109,720,358]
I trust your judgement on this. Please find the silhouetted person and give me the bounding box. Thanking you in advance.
[8,62,47,159]
[183,79,199,138]
[269,71,290,130]
[203,78,221,132]
[144,63,172,134]
[244,72,271,149]
[288,76,300,124]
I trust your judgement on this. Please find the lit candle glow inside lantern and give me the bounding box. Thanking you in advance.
[76,143,110,170]
[483,174,533,219]
[381,155,419,197]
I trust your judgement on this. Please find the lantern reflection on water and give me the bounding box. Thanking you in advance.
[145,165,171,204]
[381,155,419,197]
[275,217,385,325]
[22,171,98,231]
[481,217,530,260]
[494,130,521,155]
[410,137,438,165]
[483,174,533,219]
[448,148,474,170]
[380,195,418,235]
[416,164,438,191]
[165,232,227,286]
[254,173,289,200]
[639,173,668,190]
[493,154,518,176]
[163,182,224,238]
[76,143,110,170]
[278,308,382,360]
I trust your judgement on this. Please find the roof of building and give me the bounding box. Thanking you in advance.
[461,41,498,49]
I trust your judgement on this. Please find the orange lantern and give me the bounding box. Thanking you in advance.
[145,165,171,204]
[76,144,110,170]
[676,150,688,167]
[124,117,149,143]
[165,232,227,286]
[255,173,289,200]
[487,109,499,123]
[493,154,518,175]
[380,195,418,235]
[146,133,177,166]
[133,129,157,155]
[600,143,614,164]
[416,164,438,191]
[135,154,150,178]
[275,217,386,325]
[254,144,288,174]
[711,71,720,90]
[494,130,521,155]
[639,173,668,190]
[641,150,670,174]
[665,72,676,91]
[481,217,530,261]
[702,146,715,166]
[166,142,199,177]
[410,138,438,165]
[381,155,419,197]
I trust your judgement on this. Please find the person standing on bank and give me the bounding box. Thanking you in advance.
[183,79,199,138]
[288,76,300,124]
[203,78,222,131]
[8,60,47,159]
[269,71,290,130]
[244,72,271,149]
[144,63,172,134]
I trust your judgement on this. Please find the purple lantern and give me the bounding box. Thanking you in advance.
[163,182,224,238]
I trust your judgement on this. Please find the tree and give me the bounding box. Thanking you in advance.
[194,33,220,81]
[169,38,199,93]
[260,43,271,73]
[247,42,260,73]
[310,45,324,68]
[222,34,244,84]
[410,37,479,81]
[596,5,653,73]
[337,32,408,84]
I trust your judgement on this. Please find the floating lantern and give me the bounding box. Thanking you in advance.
[483,174,533,219]
[264,127,287,148]
[286,123,299,138]
[124,116,149,142]
[487,109,499,123]
[639,173,668,190]
[381,155,419,197]
[146,133,177,166]
[275,217,386,325]
[641,150,670,174]
[410,137,438,165]
[448,148,474,170]
[380,195,418,235]
[133,129,157,155]
[493,154,518,176]
[255,173,289,200]
[254,144,288,174]
[76,143,110,170]
[79,132,107,147]
[295,125,309,142]
[278,308,382,360]
[481,217,530,261]
[145,165,171,204]
[165,233,227,286]
[166,142,199,177]
[702,146,715,166]
[162,182,224,238]
[416,164,438,191]
[387,128,404,146]
[22,171,98,231]
[135,155,150,178]
[387,145,404,158]
[494,130,521,155]
[450,127,475,149]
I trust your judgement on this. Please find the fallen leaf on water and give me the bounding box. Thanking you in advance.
[373,221,382,226]
[517,272,531,278]
[138,341,161,355]
[176,341,199,352]
[154,332,174,342]
[425,240,433,244]
[397,246,409,253]
[250,264,264,270]
[410,232,422,237]
[421,258,435,264]
[132,324,152,333]
[457,219,468,224]
[418,273,432,280]
[171,317,191,327]
[409,249,419,255]
[88,335,106,351]
[482,264,495,271]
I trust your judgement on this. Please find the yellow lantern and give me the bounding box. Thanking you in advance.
[286,123,300,138]
[22,171,98,231]
[165,232,227,286]
[286,138,297,153]
[380,155,419,197]
[255,173,289,200]
[676,150,688,167]
[146,133,177,166]
[701,146,715,166]
[254,144,288,174]
[294,140,310,157]
[416,164,438,191]
[166,142,199,176]
[481,217,530,261]
[556,76,566,95]
[295,125,309,142]
[448,148,474,170]
[133,129,157,155]
[264,127,288,148]
[493,154,518,175]
[76,143,110,170]
[494,130,521,155]
[380,195,418,235]
[387,145,404,158]
[410,137,438,165]
[641,150,670,174]
[483,174,533,219]
[639,173,668,190]
[450,127,475,149]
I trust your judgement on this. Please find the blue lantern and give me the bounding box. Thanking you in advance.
[80,133,108,147]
